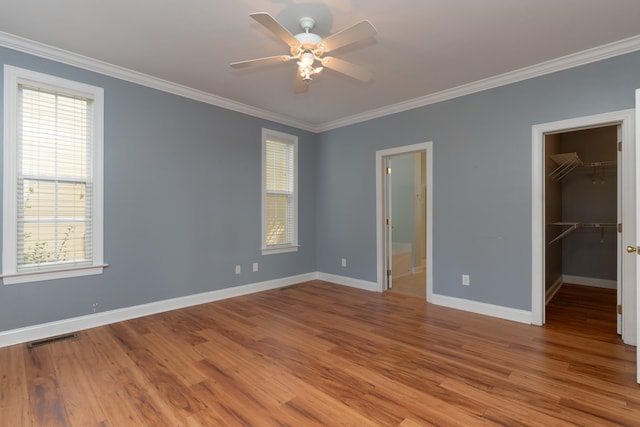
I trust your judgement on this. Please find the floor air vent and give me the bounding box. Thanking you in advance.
[27,332,78,348]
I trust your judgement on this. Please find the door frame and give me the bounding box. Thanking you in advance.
[531,109,636,346]
[376,142,433,299]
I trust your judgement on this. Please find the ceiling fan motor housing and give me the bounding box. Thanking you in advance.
[294,17,322,49]
[295,33,322,49]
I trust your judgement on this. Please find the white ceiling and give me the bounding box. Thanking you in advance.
[1,1,640,131]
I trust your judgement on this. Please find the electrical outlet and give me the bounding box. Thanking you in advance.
[462,274,470,286]
[92,302,100,313]
[253,262,258,272]
[235,265,241,274]
[341,258,347,267]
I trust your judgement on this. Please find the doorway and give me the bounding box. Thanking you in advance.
[531,109,636,346]
[376,142,433,300]
[386,152,426,297]
[544,126,619,332]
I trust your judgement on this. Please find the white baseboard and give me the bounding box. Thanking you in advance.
[0,272,318,348]
[562,275,617,289]
[1,271,540,348]
[546,278,564,305]
[430,293,532,324]
[316,272,379,292]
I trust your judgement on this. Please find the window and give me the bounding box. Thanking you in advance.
[261,128,298,254]
[3,65,105,284]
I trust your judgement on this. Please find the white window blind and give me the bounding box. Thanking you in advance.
[3,65,105,285]
[262,129,298,254]
[18,85,93,270]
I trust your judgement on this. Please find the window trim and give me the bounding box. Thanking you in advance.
[2,65,105,285]
[261,128,298,255]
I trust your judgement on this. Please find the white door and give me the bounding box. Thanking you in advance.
[635,89,640,382]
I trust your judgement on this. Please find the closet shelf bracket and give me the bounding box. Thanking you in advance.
[549,152,582,181]
[548,152,616,182]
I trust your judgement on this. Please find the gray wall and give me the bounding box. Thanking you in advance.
[2,44,640,332]
[0,46,317,331]
[316,51,640,311]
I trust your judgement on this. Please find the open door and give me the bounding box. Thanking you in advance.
[635,89,640,383]
[376,142,433,299]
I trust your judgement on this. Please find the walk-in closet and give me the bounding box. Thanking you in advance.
[545,125,618,322]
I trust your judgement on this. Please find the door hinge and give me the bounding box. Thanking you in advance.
[618,304,622,315]
[387,269,392,277]
[618,223,622,233]
[386,218,391,225]
[386,167,391,175]
[618,141,622,151]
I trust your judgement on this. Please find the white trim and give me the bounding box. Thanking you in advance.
[261,128,298,255]
[317,35,640,132]
[3,65,105,285]
[316,272,378,292]
[0,269,543,348]
[0,32,316,133]
[375,142,433,301]
[1,31,640,134]
[561,275,617,289]
[531,109,636,344]
[430,293,532,325]
[260,245,300,255]
[2,264,108,285]
[0,272,317,348]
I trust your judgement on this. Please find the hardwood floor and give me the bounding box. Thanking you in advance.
[388,268,426,298]
[1,281,638,426]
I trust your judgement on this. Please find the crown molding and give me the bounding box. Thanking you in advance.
[0,31,317,133]
[2,31,639,134]
[315,34,640,132]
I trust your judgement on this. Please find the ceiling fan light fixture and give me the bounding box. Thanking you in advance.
[232,12,377,93]
[300,52,314,67]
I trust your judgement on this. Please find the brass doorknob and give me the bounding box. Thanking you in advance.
[627,246,638,253]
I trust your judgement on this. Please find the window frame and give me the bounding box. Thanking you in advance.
[261,128,298,255]
[2,65,105,285]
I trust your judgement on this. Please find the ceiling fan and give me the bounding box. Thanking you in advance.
[230,12,377,93]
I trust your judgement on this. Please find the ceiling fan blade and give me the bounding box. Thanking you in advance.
[321,20,377,52]
[250,12,299,47]
[321,57,373,82]
[295,71,309,94]
[230,55,294,69]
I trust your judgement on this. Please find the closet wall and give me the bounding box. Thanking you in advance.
[545,134,563,291]
[561,127,617,281]
[545,126,617,293]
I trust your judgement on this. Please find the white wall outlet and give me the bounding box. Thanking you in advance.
[253,262,258,272]
[235,265,241,274]
[341,258,347,267]
[462,274,470,286]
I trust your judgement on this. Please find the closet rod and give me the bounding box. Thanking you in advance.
[548,222,616,245]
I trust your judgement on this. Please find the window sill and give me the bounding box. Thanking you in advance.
[261,245,299,255]
[2,264,108,285]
